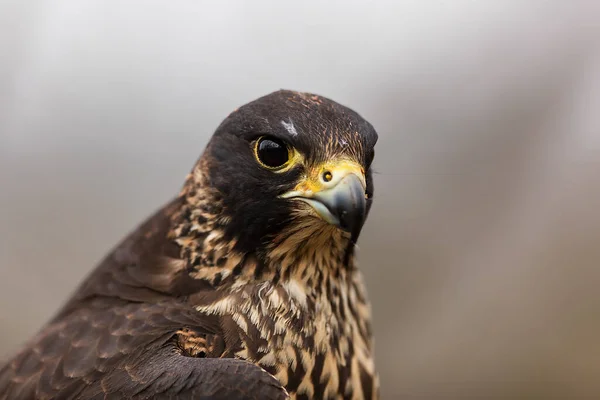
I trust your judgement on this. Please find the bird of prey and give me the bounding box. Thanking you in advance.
[0,90,379,399]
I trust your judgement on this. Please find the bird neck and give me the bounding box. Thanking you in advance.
[168,169,356,289]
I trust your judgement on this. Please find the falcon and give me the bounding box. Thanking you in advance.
[0,90,379,399]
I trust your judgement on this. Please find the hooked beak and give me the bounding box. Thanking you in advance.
[280,161,367,240]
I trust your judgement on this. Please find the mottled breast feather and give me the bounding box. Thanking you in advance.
[169,165,379,399]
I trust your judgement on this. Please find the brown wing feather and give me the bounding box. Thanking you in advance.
[0,201,287,399]
[56,198,210,320]
[0,299,286,399]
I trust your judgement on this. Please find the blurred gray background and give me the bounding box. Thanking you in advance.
[2,1,600,398]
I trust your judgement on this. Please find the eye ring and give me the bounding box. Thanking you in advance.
[253,136,292,170]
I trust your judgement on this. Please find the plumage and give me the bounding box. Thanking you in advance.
[0,90,379,399]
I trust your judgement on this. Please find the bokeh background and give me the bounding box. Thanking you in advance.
[2,1,600,398]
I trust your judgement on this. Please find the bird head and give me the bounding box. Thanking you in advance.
[186,90,377,263]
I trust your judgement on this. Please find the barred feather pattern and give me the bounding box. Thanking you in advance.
[170,166,379,399]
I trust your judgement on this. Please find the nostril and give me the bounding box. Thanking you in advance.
[323,171,333,182]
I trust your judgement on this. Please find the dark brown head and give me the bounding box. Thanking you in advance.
[188,90,378,262]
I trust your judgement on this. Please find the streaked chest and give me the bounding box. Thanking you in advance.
[195,274,378,400]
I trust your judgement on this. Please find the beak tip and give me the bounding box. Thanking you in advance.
[318,174,367,235]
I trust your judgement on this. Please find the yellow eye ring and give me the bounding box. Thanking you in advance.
[253,136,295,171]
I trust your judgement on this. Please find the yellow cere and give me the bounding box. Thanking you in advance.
[293,159,365,195]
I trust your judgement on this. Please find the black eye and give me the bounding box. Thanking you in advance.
[255,136,290,169]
